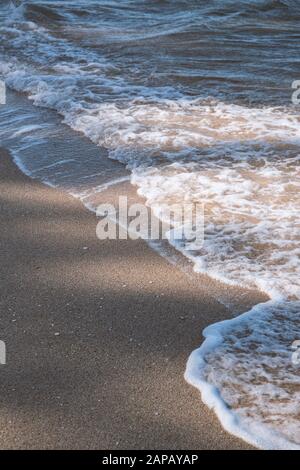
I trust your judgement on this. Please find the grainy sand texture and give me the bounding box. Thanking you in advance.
[0,148,258,449]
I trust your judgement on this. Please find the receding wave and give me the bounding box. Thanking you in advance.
[1,0,300,450]
[23,4,65,24]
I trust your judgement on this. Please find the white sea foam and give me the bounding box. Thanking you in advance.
[1,6,300,449]
[185,300,300,450]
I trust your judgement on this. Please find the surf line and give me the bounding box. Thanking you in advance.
[102,454,199,466]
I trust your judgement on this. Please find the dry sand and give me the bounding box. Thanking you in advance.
[0,147,262,449]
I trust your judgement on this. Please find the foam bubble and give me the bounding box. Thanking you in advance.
[1,2,300,449]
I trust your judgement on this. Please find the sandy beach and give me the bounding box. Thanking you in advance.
[0,146,264,450]
[1,0,299,451]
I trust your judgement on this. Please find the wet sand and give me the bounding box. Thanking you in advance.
[0,147,261,449]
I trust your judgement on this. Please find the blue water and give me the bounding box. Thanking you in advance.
[1,0,300,449]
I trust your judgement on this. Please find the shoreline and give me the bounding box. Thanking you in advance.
[0,146,258,449]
